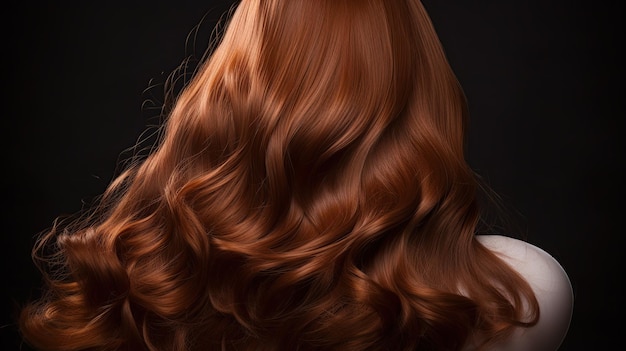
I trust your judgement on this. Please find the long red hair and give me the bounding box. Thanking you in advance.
[20,1,538,350]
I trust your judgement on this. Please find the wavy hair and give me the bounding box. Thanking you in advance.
[20,1,539,350]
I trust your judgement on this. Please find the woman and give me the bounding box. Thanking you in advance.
[19,0,573,350]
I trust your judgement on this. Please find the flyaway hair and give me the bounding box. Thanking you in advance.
[20,1,539,350]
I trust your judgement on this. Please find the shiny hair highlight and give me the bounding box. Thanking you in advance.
[20,1,539,350]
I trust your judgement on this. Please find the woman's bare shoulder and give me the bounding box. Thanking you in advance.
[475,235,574,351]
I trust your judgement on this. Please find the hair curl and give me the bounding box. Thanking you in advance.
[20,1,539,350]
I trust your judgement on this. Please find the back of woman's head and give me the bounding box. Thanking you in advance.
[19,1,538,350]
[164,0,471,236]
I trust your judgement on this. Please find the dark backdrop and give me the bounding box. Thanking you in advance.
[3,1,623,350]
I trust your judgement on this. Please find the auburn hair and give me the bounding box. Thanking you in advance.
[20,0,539,350]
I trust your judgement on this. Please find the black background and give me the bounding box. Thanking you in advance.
[2,1,623,350]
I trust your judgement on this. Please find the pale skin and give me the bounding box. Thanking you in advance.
[463,235,574,351]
